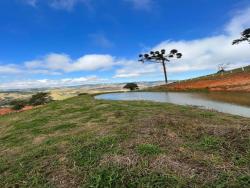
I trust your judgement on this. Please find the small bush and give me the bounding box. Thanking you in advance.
[123,83,139,91]
[78,93,88,96]
[29,92,52,106]
[10,100,27,110]
[136,144,161,156]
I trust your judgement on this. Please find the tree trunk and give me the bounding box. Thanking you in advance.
[162,60,168,83]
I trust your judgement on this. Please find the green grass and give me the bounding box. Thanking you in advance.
[71,135,120,167]
[136,144,161,156]
[50,123,77,131]
[87,165,185,188]
[0,94,249,187]
[196,136,223,150]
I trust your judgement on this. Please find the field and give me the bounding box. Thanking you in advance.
[0,82,162,107]
[150,66,250,92]
[0,94,249,187]
[0,87,122,105]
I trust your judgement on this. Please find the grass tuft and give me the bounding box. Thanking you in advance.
[136,144,161,156]
[196,136,223,150]
[87,165,185,188]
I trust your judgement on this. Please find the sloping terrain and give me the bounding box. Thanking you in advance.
[0,106,33,116]
[152,66,250,92]
[0,95,249,187]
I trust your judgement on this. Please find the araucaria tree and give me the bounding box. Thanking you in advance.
[139,49,182,84]
[232,28,250,45]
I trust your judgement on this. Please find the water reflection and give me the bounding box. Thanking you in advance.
[95,92,250,118]
[195,92,250,107]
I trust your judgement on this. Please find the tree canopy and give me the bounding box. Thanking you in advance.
[139,49,182,83]
[232,28,250,45]
[29,92,52,106]
[10,100,27,110]
[123,83,139,91]
[139,49,182,63]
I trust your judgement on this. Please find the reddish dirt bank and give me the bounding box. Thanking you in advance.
[0,106,33,116]
[153,67,250,92]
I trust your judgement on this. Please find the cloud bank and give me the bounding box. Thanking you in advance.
[24,53,116,72]
[0,76,106,90]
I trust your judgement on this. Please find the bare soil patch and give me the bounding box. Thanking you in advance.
[0,106,34,116]
[153,68,250,92]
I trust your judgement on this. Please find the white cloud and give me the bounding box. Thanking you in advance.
[24,0,38,7]
[25,53,116,72]
[225,7,250,35]
[70,54,115,71]
[23,0,91,10]
[114,7,250,79]
[0,65,22,74]
[124,0,153,10]
[0,63,62,76]
[29,69,62,75]
[152,35,250,73]
[49,0,78,10]
[113,60,160,78]
[0,76,106,90]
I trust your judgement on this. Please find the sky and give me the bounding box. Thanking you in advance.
[0,0,250,89]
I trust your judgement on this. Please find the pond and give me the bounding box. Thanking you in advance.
[95,92,250,118]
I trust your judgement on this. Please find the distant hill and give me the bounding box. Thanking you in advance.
[150,65,250,92]
[0,81,166,107]
[0,81,166,92]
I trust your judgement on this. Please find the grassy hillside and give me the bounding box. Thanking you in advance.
[151,65,250,92]
[0,95,250,187]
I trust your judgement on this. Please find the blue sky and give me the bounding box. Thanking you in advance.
[0,0,250,89]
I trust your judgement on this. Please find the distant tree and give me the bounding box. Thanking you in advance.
[78,93,88,96]
[123,83,139,91]
[29,92,52,106]
[10,100,27,110]
[232,28,250,45]
[139,49,182,83]
[217,63,230,73]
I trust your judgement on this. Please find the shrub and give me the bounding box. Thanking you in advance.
[123,83,139,91]
[10,100,27,110]
[29,92,52,106]
[78,93,88,96]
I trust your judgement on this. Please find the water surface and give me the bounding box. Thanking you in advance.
[95,92,250,118]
